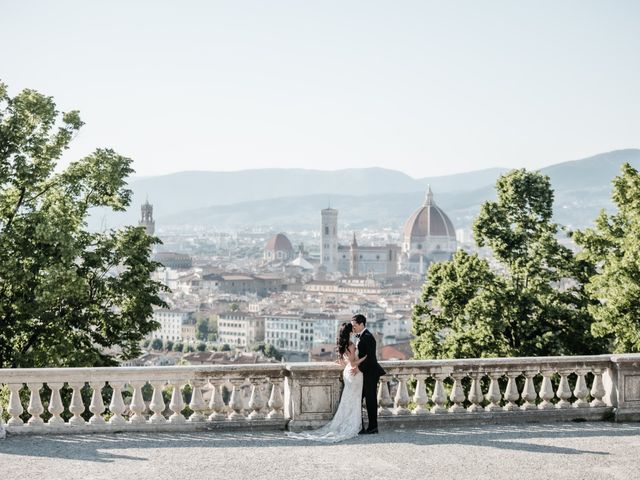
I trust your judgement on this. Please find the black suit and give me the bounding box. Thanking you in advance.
[356,329,386,431]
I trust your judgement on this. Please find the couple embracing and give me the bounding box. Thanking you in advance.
[287,314,386,443]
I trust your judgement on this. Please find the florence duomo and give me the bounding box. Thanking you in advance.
[320,186,456,277]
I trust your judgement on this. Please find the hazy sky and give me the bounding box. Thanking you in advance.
[1,1,639,178]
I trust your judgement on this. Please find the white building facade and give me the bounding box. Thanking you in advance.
[264,314,314,352]
[217,312,265,348]
[150,309,196,342]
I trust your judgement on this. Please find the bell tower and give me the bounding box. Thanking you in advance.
[139,198,155,235]
[320,207,338,272]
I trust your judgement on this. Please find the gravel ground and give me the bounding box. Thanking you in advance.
[1,422,639,480]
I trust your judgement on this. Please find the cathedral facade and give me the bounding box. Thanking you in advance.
[320,187,456,276]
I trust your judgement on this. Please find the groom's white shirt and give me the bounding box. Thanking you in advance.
[354,328,367,346]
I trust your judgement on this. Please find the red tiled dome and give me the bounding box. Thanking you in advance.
[264,233,294,254]
[403,188,455,240]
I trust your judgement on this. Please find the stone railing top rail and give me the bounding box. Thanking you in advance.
[288,354,638,372]
[0,363,287,383]
[2,354,638,383]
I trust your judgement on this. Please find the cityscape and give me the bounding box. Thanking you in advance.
[137,186,457,365]
[1,1,639,477]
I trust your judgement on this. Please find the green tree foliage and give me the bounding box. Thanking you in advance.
[163,339,174,351]
[172,342,184,352]
[412,169,603,359]
[196,342,206,352]
[196,317,209,341]
[221,343,231,352]
[254,343,283,361]
[150,338,163,351]
[573,163,640,352]
[0,81,166,368]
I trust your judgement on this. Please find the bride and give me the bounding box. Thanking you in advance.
[286,322,367,443]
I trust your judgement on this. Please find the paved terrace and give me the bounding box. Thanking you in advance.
[1,422,639,480]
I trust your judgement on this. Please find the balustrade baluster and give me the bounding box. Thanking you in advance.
[149,381,167,424]
[7,383,24,426]
[503,372,520,411]
[449,373,466,413]
[26,383,45,426]
[393,375,410,415]
[208,379,226,421]
[377,377,393,416]
[484,373,502,412]
[267,378,284,419]
[69,382,86,426]
[467,373,483,412]
[189,380,206,422]
[168,381,186,424]
[88,382,106,425]
[109,382,127,425]
[520,371,538,411]
[129,381,147,424]
[47,382,65,426]
[412,374,429,415]
[590,368,606,407]
[573,369,590,408]
[248,377,266,420]
[556,370,572,408]
[538,370,555,409]
[431,374,447,414]
[228,378,246,420]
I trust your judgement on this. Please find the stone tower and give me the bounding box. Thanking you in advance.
[139,199,155,235]
[320,207,338,272]
[350,232,358,277]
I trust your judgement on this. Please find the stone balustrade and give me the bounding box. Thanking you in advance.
[0,364,286,435]
[1,354,639,437]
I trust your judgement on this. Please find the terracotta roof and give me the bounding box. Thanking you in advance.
[264,233,294,253]
[403,187,455,240]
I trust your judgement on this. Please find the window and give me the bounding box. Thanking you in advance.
[325,226,329,235]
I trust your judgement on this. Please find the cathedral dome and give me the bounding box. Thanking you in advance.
[402,187,455,241]
[264,233,294,261]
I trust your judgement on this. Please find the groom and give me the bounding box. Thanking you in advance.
[350,314,386,434]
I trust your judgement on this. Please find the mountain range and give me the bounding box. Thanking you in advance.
[89,149,640,232]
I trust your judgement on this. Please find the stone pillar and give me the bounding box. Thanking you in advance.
[284,363,343,431]
[606,355,640,421]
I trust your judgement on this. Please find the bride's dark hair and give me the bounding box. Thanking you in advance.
[337,322,353,358]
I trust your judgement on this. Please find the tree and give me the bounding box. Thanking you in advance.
[412,169,603,359]
[0,81,167,368]
[412,250,510,359]
[254,343,283,361]
[221,343,231,352]
[163,339,174,351]
[150,338,163,351]
[573,163,640,352]
[195,316,213,341]
[172,342,184,352]
[196,342,206,352]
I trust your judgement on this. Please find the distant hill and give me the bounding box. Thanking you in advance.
[418,167,509,192]
[90,149,640,232]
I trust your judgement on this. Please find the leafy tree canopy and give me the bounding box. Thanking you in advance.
[412,169,604,359]
[254,342,283,361]
[0,81,166,368]
[573,163,640,352]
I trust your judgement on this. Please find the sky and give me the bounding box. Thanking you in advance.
[1,0,639,179]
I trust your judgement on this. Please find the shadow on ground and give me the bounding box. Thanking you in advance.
[1,422,638,464]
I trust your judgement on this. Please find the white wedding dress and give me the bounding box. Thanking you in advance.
[286,353,363,443]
